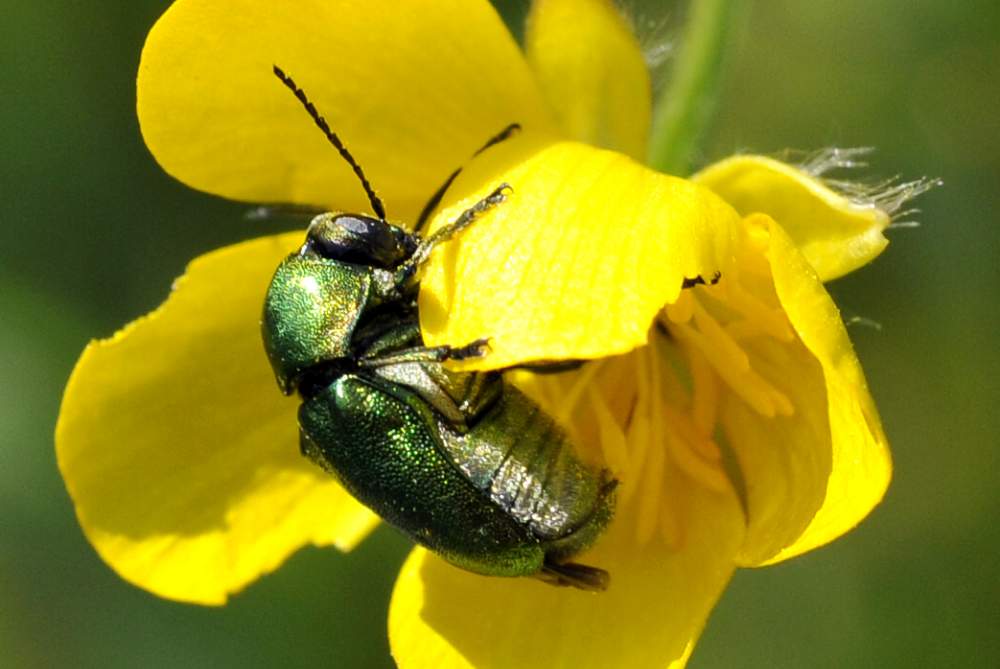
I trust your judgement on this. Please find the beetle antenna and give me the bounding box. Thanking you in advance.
[414,122,521,234]
[272,65,387,222]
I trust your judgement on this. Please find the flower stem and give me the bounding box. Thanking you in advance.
[647,0,743,176]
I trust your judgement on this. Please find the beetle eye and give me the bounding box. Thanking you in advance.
[304,214,417,268]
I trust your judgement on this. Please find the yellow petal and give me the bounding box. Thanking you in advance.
[418,139,740,370]
[719,340,835,565]
[389,464,744,668]
[758,215,890,563]
[725,215,891,565]
[55,233,379,604]
[693,155,891,281]
[525,0,652,159]
[138,0,554,220]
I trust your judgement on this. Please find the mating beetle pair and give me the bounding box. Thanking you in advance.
[262,66,616,590]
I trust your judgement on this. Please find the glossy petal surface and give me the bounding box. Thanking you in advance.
[693,156,890,281]
[526,0,651,159]
[56,233,379,604]
[137,0,554,221]
[725,216,891,565]
[419,138,740,370]
[389,470,744,669]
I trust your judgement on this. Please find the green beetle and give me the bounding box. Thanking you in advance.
[262,66,616,590]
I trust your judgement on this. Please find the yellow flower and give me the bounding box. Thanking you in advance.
[55,0,909,666]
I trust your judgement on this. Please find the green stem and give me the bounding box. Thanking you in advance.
[647,0,743,175]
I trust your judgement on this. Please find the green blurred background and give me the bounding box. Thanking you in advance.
[2,1,996,666]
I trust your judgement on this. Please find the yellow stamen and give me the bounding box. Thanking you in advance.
[619,350,653,508]
[667,405,719,463]
[521,240,803,552]
[672,321,777,417]
[719,280,794,342]
[659,485,684,550]
[619,412,649,509]
[664,289,695,324]
[688,346,719,435]
[553,357,603,425]
[663,420,730,493]
[724,319,776,341]
[587,385,629,476]
[635,428,665,546]
[769,385,795,417]
[740,341,796,418]
[691,299,751,372]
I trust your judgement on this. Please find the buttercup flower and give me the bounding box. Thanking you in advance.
[56,0,919,666]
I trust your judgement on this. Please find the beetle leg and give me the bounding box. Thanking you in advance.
[508,359,587,375]
[393,183,512,290]
[454,371,503,421]
[537,560,610,592]
[358,337,490,368]
[413,123,521,234]
[681,270,722,289]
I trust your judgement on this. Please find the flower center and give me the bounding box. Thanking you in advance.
[517,230,797,548]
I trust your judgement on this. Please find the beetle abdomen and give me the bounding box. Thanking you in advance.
[439,384,616,557]
[299,373,546,577]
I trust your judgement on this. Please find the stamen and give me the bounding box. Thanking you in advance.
[663,424,730,493]
[692,436,723,463]
[523,242,807,551]
[617,349,653,509]
[667,401,720,463]
[659,487,684,550]
[664,289,694,323]
[769,387,794,417]
[553,358,603,425]
[718,281,794,342]
[649,343,664,417]
[740,340,796,418]
[619,412,650,509]
[520,371,556,412]
[673,320,780,417]
[635,429,665,546]
[688,347,719,435]
[691,300,750,372]
[587,385,629,476]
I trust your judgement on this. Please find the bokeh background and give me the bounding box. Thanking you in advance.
[2,1,997,667]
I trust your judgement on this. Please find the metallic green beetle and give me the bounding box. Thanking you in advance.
[262,67,616,590]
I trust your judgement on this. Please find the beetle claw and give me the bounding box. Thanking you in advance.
[450,337,491,360]
[537,560,610,592]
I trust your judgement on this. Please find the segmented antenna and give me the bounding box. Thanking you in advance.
[414,122,521,233]
[272,65,387,221]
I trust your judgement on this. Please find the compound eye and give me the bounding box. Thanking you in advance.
[305,214,417,268]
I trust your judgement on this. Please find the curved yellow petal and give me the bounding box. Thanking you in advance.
[55,233,379,604]
[389,464,744,668]
[525,0,651,159]
[724,215,890,566]
[719,341,834,565]
[418,139,740,370]
[138,0,554,220]
[693,155,891,281]
[756,215,890,563]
